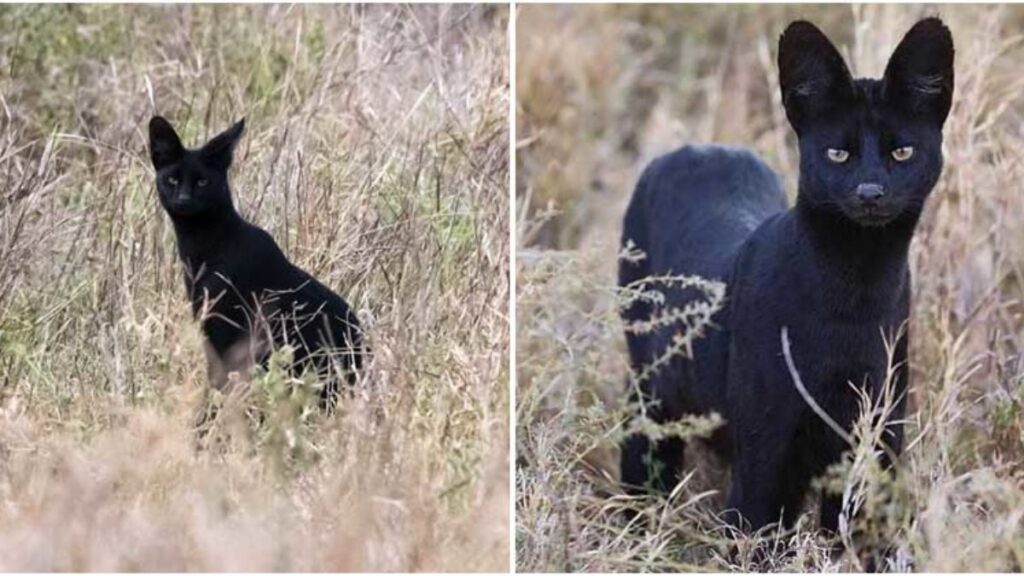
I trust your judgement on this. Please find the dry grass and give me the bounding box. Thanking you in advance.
[516,4,1024,572]
[0,4,508,571]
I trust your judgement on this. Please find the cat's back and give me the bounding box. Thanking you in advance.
[629,144,788,279]
[220,221,362,352]
[239,223,360,335]
[219,221,296,284]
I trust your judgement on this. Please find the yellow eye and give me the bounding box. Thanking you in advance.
[891,146,914,162]
[167,176,179,186]
[197,179,208,187]
[827,149,850,163]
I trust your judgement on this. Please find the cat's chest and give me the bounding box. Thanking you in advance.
[183,255,237,295]
[795,320,892,377]
[730,287,903,396]
[183,256,307,322]
[180,254,264,319]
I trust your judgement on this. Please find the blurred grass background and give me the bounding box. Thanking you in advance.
[0,4,508,571]
[516,4,1024,571]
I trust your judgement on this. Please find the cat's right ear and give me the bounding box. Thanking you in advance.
[149,116,184,170]
[778,21,855,135]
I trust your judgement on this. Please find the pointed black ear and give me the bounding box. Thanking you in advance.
[149,116,184,170]
[200,118,246,171]
[778,21,856,135]
[882,18,954,127]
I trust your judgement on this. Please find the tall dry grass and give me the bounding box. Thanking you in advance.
[0,4,508,571]
[517,4,1024,572]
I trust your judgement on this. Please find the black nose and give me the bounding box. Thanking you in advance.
[855,183,885,204]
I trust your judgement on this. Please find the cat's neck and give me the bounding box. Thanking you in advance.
[793,197,917,289]
[169,206,244,263]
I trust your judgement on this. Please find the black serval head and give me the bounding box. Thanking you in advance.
[148,116,245,219]
[778,18,954,228]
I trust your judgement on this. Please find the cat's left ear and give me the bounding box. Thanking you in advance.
[200,118,246,170]
[882,18,954,127]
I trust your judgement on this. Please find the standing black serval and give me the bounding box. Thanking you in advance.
[619,18,953,532]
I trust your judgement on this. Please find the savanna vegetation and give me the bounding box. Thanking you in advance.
[0,4,509,571]
[516,4,1024,571]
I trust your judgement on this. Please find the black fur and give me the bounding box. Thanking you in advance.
[619,18,953,533]
[149,116,364,406]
